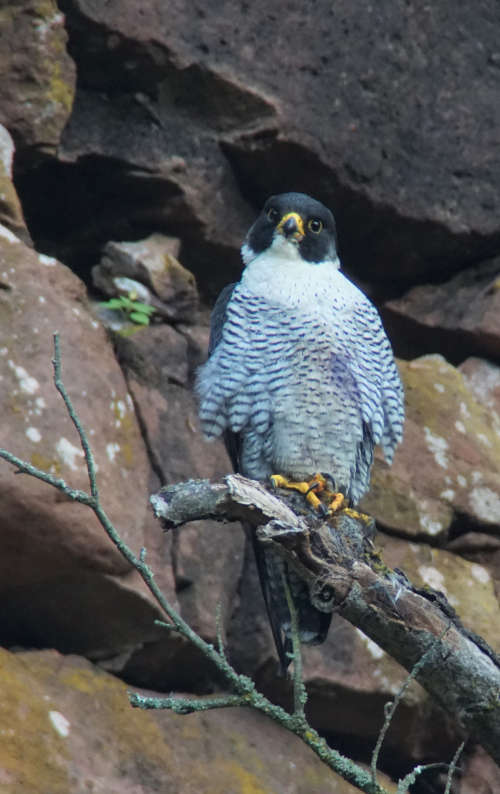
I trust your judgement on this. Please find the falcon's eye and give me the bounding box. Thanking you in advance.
[266,207,280,223]
[308,218,323,234]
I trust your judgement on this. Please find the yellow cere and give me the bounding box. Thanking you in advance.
[277,211,305,237]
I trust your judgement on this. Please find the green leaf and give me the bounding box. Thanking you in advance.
[100,298,127,310]
[119,297,136,310]
[100,295,155,323]
[129,311,151,325]
[131,302,155,315]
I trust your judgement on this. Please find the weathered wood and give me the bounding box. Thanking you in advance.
[151,474,500,765]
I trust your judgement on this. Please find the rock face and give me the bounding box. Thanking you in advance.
[1,647,380,794]
[0,1,75,157]
[362,355,500,539]
[0,224,171,659]
[13,0,500,294]
[0,126,28,241]
[384,257,500,363]
[1,0,500,788]
[92,234,199,323]
[113,321,246,689]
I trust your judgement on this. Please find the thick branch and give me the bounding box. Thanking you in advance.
[0,338,395,794]
[152,475,500,766]
[0,333,471,793]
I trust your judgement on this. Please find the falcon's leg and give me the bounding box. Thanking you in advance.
[270,472,345,514]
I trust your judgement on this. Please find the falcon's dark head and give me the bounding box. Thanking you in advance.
[243,192,338,265]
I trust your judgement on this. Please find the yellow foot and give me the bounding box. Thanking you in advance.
[343,507,372,524]
[328,492,345,513]
[270,473,345,514]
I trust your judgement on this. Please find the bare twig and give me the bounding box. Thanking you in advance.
[53,334,100,502]
[396,763,451,793]
[371,624,451,787]
[215,601,227,660]
[281,568,307,721]
[444,742,465,794]
[129,692,247,713]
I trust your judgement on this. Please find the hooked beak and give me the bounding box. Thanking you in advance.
[276,211,305,242]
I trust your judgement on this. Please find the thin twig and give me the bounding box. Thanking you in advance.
[444,741,465,794]
[0,449,92,503]
[396,763,451,793]
[281,566,308,721]
[52,333,99,502]
[215,600,227,659]
[129,692,247,713]
[371,624,450,787]
[153,619,176,631]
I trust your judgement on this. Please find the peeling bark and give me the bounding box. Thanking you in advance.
[152,474,500,766]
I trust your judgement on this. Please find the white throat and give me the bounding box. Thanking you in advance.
[240,237,344,309]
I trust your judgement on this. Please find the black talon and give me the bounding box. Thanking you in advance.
[317,502,330,518]
[305,480,322,496]
[321,472,337,491]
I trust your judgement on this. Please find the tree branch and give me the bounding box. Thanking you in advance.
[0,334,390,794]
[0,335,487,791]
[152,476,500,766]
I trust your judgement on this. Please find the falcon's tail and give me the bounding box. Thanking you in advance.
[249,528,332,675]
[225,429,331,674]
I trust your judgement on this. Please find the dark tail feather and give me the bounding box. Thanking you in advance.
[249,527,290,675]
[248,525,332,676]
[224,431,331,673]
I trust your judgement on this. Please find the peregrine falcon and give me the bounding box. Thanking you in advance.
[197,192,404,670]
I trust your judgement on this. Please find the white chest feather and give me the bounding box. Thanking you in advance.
[240,238,361,319]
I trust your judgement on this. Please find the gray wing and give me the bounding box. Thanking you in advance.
[206,282,242,470]
[208,282,237,354]
[337,298,404,502]
[346,299,404,458]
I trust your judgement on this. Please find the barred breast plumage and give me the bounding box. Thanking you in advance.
[197,255,403,504]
